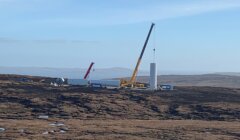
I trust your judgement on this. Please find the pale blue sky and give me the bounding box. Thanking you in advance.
[0,0,240,72]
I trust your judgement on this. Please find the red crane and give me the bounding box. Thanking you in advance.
[84,62,95,79]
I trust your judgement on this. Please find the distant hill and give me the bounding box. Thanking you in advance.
[0,67,148,80]
[136,74,240,88]
[0,66,210,79]
[215,72,240,76]
[1,67,240,88]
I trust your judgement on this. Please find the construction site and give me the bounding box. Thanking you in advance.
[51,23,172,91]
[0,22,240,140]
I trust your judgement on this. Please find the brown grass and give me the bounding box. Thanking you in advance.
[0,119,239,140]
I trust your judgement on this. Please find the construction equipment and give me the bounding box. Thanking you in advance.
[121,23,155,88]
[84,62,95,79]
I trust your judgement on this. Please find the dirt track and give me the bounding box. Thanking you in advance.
[0,75,240,139]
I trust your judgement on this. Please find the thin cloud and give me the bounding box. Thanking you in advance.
[1,0,240,27]
[0,38,100,45]
[0,37,21,43]
[14,0,240,26]
[33,39,100,44]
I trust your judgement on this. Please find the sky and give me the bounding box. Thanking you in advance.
[0,0,240,73]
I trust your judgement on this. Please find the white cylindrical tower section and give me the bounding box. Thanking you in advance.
[150,63,157,90]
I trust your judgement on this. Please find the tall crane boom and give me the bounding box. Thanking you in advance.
[130,23,155,83]
[84,62,94,79]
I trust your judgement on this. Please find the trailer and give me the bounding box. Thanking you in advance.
[90,80,121,88]
[68,79,89,86]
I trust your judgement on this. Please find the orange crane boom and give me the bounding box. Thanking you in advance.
[130,23,155,83]
[121,23,155,88]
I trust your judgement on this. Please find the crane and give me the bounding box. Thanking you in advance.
[121,23,155,88]
[84,62,95,79]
